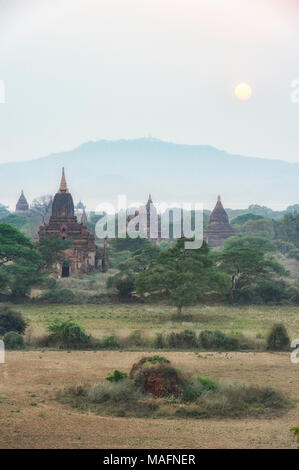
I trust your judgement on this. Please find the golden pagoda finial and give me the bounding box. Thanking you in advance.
[59,167,68,193]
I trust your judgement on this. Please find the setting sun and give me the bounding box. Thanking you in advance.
[235,83,252,101]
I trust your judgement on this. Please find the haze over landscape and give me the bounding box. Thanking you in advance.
[0,0,299,165]
[1,138,299,211]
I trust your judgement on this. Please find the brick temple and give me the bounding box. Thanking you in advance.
[205,195,235,247]
[35,168,107,277]
[15,190,30,214]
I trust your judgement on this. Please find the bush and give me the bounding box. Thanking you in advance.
[176,383,291,419]
[128,330,144,347]
[167,330,198,349]
[47,320,92,349]
[43,288,76,304]
[0,305,26,335]
[184,376,219,401]
[102,335,119,349]
[153,332,165,349]
[291,426,299,445]
[199,330,239,351]
[107,273,135,299]
[3,331,25,350]
[255,281,288,304]
[88,379,141,404]
[267,323,290,351]
[106,370,128,382]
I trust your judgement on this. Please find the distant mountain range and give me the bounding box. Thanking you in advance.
[0,138,298,211]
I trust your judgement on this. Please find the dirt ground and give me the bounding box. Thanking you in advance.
[0,350,298,449]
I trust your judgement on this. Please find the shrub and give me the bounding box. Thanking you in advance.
[130,355,170,379]
[102,335,119,349]
[199,330,239,351]
[47,320,92,349]
[128,330,144,347]
[0,305,26,335]
[107,273,135,299]
[88,379,141,404]
[43,288,75,304]
[184,376,219,401]
[267,323,290,351]
[176,382,291,418]
[3,331,25,350]
[291,426,299,445]
[153,332,165,349]
[106,370,128,382]
[167,330,198,349]
[255,280,288,304]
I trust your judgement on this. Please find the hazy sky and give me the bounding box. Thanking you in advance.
[0,0,299,164]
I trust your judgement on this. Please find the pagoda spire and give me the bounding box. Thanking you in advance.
[59,167,68,193]
[81,208,87,225]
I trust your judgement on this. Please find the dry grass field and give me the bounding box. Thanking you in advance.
[0,350,298,449]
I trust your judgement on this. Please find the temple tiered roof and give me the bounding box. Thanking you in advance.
[205,195,235,247]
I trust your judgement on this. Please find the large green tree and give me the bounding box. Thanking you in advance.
[278,212,299,248]
[217,237,285,302]
[136,239,228,315]
[0,223,43,297]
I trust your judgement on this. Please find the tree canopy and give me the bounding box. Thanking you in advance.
[136,239,229,314]
[0,223,43,297]
[217,236,286,302]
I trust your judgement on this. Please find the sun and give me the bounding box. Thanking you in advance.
[234,83,252,101]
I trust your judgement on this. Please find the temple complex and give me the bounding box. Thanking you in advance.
[15,190,30,214]
[36,168,107,277]
[205,195,235,247]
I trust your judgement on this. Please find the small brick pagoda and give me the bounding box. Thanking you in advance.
[36,168,107,277]
[205,195,235,248]
[15,190,30,214]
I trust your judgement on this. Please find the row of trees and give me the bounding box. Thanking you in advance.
[108,236,290,314]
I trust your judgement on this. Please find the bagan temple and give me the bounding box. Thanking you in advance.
[15,190,30,214]
[35,168,107,277]
[204,195,235,247]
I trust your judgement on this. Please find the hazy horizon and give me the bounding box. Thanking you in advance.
[0,0,299,164]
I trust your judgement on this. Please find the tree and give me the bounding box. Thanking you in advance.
[0,213,28,230]
[278,212,299,248]
[109,236,151,252]
[30,195,52,223]
[217,236,286,302]
[37,235,72,273]
[118,244,161,273]
[0,223,44,297]
[136,239,228,315]
[0,204,9,220]
[245,218,275,239]
[107,272,136,299]
[231,213,264,235]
